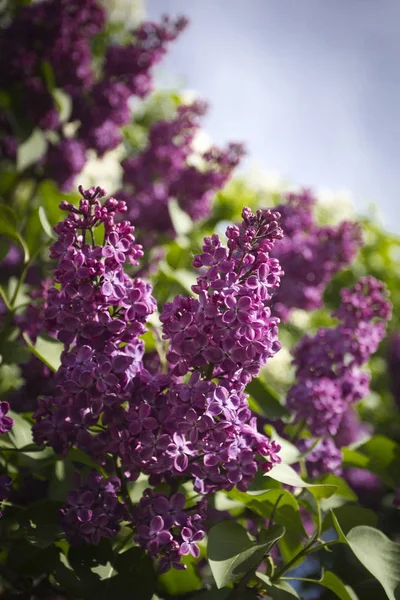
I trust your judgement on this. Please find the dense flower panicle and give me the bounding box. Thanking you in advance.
[133,489,206,572]
[33,186,156,455]
[388,332,400,408]
[288,277,391,441]
[161,207,283,388]
[61,472,125,545]
[104,371,281,495]
[271,190,362,321]
[119,102,244,236]
[105,16,188,96]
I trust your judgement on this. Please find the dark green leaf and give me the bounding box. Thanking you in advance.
[0,203,29,261]
[246,378,288,419]
[257,573,299,599]
[208,521,284,589]
[7,540,60,577]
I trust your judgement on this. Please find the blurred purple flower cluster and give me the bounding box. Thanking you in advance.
[271,190,362,320]
[0,0,186,189]
[118,102,245,238]
[288,276,391,476]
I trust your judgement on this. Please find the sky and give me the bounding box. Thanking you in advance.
[147,0,400,233]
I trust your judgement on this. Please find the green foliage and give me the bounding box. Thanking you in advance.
[208,521,284,588]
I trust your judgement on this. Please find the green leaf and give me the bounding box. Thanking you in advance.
[266,463,337,499]
[38,205,56,239]
[228,487,306,536]
[283,571,358,600]
[263,426,300,464]
[159,555,201,594]
[53,89,73,122]
[0,203,29,261]
[96,547,155,600]
[317,571,359,600]
[323,505,378,537]
[208,521,285,589]
[41,60,56,92]
[8,411,33,449]
[22,333,62,372]
[22,501,64,548]
[0,237,10,262]
[246,378,289,419]
[17,128,47,172]
[257,573,299,599]
[7,540,60,577]
[169,198,193,236]
[346,526,400,600]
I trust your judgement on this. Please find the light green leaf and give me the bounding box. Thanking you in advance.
[227,487,306,536]
[346,526,400,600]
[159,555,201,595]
[38,206,56,239]
[208,521,284,589]
[17,128,47,172]
[22,334,62,372]
[168,198,193,236]
[263,427,301,464]
[266,463,337,499]
[53,89,72,123]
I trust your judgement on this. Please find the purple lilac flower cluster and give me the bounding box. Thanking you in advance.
[61,472,125,545]
[118,102,245,238]
[270,190,362,321]
[0,0,104,161]
[0,403,13,516]
[387,332,400,409]
[133,490,206,573]
[33,186,156,455]
[162,207,283,387]
[288,276,391,477]
[0,0,186,189]
[40,196,282,564]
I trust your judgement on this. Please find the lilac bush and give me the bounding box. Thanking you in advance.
[0,2,400,599]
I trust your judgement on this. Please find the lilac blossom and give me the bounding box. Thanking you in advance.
[288,277,391,440]
[133,489,205,573]
[161,206,284,389]
[119,102,244,238]
[33,186,156,456]
[61,472,125,545]
[271,190,362,321]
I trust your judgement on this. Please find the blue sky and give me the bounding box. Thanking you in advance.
[148,0,400,232]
